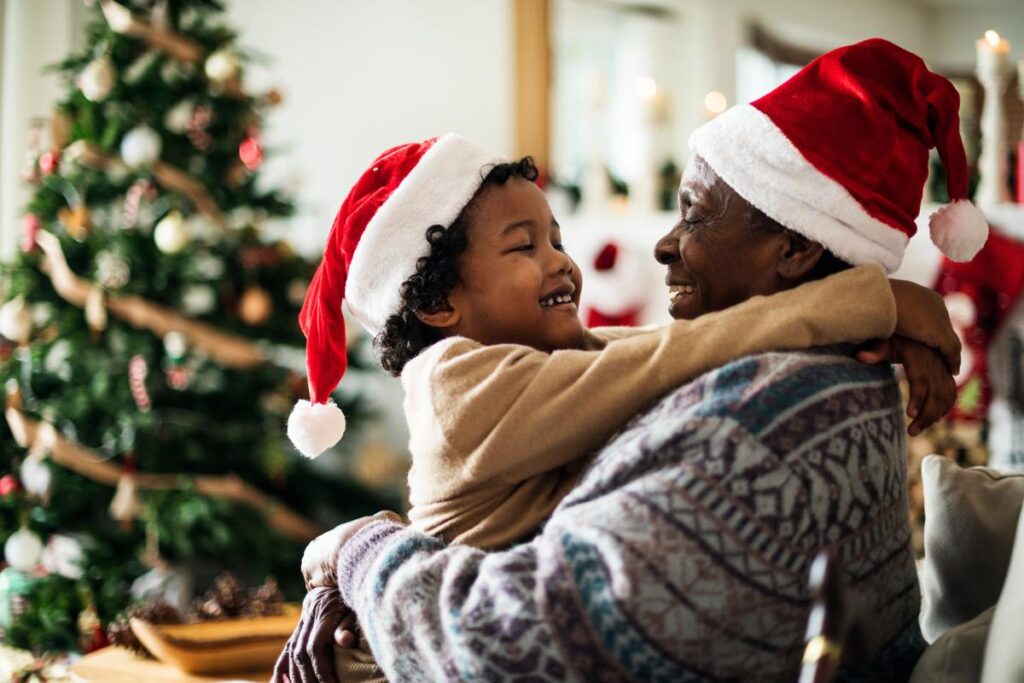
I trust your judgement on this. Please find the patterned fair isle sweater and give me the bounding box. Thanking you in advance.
[338,348,925,682]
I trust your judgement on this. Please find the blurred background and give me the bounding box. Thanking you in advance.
[0,0,1022,671]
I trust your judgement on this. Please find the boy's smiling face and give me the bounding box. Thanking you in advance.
[434,177,585,352]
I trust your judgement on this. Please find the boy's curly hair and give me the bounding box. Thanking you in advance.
[373,156,540,376]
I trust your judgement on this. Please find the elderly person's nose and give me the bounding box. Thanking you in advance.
[654,229,682,265]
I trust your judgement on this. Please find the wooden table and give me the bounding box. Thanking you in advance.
[71,647,273,682]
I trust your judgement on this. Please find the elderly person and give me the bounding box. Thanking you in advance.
[278,39,983,682]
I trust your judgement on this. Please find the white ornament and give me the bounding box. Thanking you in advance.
[120,125,162,168]
[204,48,240,84]
[41,534,84,580]
[193,252,225,279]
[154,211,192,254]
[164,99,194,134]
[44,340,73,381]
[131,565,193,612]
[31,303,53,327]
[0,297,33,344]
[79,56,116,102]
[4,527,43,572]
[181,284,216,315]
[20,458,53,499]
[163,330,188,359]
[96,251,131,289]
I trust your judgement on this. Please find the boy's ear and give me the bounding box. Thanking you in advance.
[777,229,825,281]
[415,306,460,329]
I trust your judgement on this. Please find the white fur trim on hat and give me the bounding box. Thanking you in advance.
[928,199,988,262]
[689,105,909,273]
[346,134,505,335]
[287,399,347,459]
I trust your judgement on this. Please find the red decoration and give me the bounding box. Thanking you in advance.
[593,243,619,271]
[934,229,1024,420]
[239,133,263,171]
[1017,141,1024,204]
[38,149,60,176]
[0,474,20,496]
[128,355,152,412]
[21,214,40,253]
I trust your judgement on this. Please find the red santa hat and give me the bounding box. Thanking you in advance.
[288,134,504,458]
[689,38,988,273]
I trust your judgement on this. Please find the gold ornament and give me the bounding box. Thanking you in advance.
[58,205,91,241]
[154,211,191,254]
[238,286,273,326]
[204,48,240,84]
[0,297,33,344]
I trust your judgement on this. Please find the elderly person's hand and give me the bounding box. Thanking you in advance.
[272,511,404,683]
[857,335,958,436]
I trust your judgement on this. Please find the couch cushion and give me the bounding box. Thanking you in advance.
[980,503,1024,682]
[919,455,1024,643]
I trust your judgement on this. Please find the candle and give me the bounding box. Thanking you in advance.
[977,30,1012,75]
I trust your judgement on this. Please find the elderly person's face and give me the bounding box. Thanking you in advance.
[654,155,825,320]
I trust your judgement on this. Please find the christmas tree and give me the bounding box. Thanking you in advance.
[0,0,399,653]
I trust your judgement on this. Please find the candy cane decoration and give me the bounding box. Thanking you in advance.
[128,354,151,412]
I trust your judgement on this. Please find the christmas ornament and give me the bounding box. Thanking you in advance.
[181,284,216,315]
[96,250,131,289]
[238,132,263,171]
[78,56,116,102]
[265,88,284,106]
[19,458,52,500]
[0,568,35,631]
[204,48,240,84]
[163,98,193,134]
[43,340,72,380]
[77,602,108,653]
[120,124,162,168]
[128,354,151,412]
[38,149,60,176]
[122,178,154,228]
[163,331,189,390]
[109,458,142,525]
[193,252,225,279]
[186,104,213,152]
[154,211,191,254]
[57,204,91,241]
[4,528,43,572]
[40,535,84,580]
[583,241,646,328]
[0,475,18,497]
[0,297,33,344]
[238,285,273,326]
[287,278,308,307]
[21,214,40,253]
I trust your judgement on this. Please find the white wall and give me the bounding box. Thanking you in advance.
[227,0,514,255]
[929,3,1024,70]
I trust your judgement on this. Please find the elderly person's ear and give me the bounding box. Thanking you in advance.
[777,230,826,281]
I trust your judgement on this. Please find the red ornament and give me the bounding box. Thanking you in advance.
[0,474,20,496]
[21,214,41,253]
[38,149,60,176]
[239,135,263,171]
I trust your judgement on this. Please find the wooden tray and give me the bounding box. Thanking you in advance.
[128,604,299,675]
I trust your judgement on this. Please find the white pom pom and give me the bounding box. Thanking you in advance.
[929,200,989,262]
[287,399,346,459]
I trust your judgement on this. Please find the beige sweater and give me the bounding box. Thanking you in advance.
[401,265,897,549]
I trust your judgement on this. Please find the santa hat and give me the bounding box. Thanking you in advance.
[287,134,504,458]
[689,38,988,273]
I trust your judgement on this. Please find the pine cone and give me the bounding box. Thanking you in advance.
[107,598,183,657]
[245,577,284,617]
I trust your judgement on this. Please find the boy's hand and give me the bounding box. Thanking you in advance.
[889,279,961,374]
[857,336,957,435]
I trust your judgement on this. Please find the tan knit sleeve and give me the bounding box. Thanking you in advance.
[420,265,895,492]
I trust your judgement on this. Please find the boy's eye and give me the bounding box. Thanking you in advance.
[553,242,566,252]
[511,243,535,252]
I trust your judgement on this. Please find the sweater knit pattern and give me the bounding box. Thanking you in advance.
[340,348,922,682]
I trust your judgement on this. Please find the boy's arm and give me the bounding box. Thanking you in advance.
[412,265,894,492]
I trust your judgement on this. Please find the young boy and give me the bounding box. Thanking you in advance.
[283,134,958,682]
